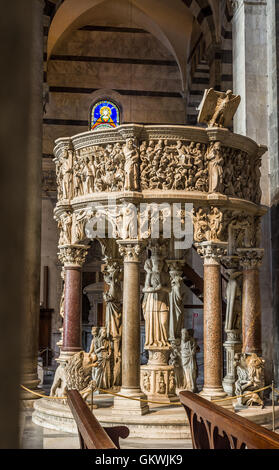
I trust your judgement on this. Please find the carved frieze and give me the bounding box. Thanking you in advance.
[193,206,262,248]
[53,131,263,205]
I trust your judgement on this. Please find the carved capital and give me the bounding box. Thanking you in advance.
[117,240,146,262]
[166,259,185,276]
[58,244,89,267]
[237,248,264,269]
[195,241,228,265]
[221,255,240,271]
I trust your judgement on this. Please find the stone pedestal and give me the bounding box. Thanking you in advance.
[237,248,264,355]
[140,349,177,403]
[196,242,230,404]
[113,241,149,415]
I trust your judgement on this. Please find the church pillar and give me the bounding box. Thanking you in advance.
[196,242,228,402]
[237,248,264,355]
[113,240,149,415]
[20,0,45,403]
[232,0,267,143]
[58,245,89,361]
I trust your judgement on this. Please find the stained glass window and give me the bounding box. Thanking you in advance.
[90,100,120,131]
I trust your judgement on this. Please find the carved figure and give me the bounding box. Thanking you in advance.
[142,254,171,349]
[58,212,72,246]
[103,262,122,387]
[234,353,265,408]
[168,267,184,342]
[50,351,96,403]
[225,270,242,331]
[156,372,166,394]
[207,142,224,193]
[143,372,151,392]
[61,149,73,199]
[123,138,139,191]
[181,328,200,392]
[89,327,112,389]
[169,338,184,389]
[198,88,241,128]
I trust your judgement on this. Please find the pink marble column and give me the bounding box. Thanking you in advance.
[237,248,264,355]
[58,245,89,360]
[197,242,228,402]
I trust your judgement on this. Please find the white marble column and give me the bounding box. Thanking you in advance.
[232,0,273,384]
[113,240,149,415]
[21,0,45,403]
[232,0,267,144]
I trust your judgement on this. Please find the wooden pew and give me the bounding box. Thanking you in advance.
[67,390,129,449]
[180,390,279,449]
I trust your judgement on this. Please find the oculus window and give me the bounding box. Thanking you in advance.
[90,100,120,130]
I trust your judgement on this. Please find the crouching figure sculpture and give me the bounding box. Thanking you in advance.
[50,351,97,403]
[234,353,265,409]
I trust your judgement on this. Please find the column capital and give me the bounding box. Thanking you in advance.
[237,248,264,269]
[195,241,228,265]
[58,244,89,267]
[117,239,146,262]
[166,259,185,274]
[221,255,241,271]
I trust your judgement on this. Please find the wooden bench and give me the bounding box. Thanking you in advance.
[67,390,129,449]
[180,390,279,449]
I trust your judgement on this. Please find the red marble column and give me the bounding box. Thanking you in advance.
[58,245,89,358]
[63,266,82,352]
[197,242,228,402]
[238,248,264,355]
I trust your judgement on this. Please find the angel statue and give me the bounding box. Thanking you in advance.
[198,88,241,129]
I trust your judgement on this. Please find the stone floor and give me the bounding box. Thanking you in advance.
[21,409,192,449]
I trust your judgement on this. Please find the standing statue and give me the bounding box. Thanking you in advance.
[103,262,122,387]
[142,254,171,349]
[169,338,184,389]
[123,138,139,191]
[89,326,112,389]
[206,142,224,193]
[168,266,184,342]
[198,88,241,129]
[58,212,72,246]
[181,328,200,392]
[225,270,242,331]
[61,149,73,199]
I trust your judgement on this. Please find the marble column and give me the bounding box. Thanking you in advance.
[0,0,38,447]
[196,242,228,403]
[20,0,45,403]
[113,240,149,415]
[58,245,89,362]
[237,248,264,355]
[221,256,242,396]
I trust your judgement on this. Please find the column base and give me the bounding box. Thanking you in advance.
[57,349,81,365]
[112,387,150,416]
[21,372,41,403]
[199,387,234,411]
